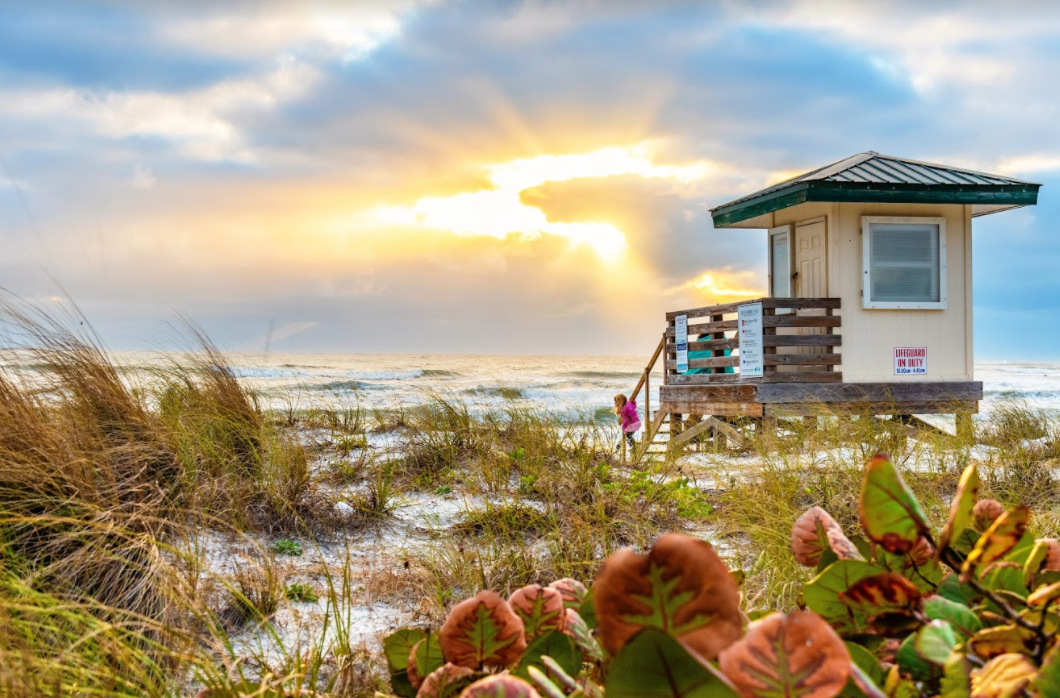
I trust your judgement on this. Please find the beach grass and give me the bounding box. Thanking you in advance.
[1,301,1059,695]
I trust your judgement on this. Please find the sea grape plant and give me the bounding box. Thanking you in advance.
[382,454,1060,697]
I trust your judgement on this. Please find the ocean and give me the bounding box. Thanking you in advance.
[6,352,1060,419]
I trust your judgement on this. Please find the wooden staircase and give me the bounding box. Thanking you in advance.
[623,335,744,464]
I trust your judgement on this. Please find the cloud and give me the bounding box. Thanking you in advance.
[1,56,318,161]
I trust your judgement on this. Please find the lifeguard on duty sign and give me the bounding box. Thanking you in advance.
[894,347,927,375]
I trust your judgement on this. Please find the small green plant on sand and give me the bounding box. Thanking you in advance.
[434,484,452,495]
[271,538,303,556]
[383,454,1060,698]
[285,583,318,603]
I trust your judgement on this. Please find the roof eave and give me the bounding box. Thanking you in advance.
[711,181,1041,229]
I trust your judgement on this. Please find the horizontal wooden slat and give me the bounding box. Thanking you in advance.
[765,334,843,347]
[764,400,978,417]
[665,355,842,371]
[660,402,764,417]
[764,354,842,366]
[667,315,841,337]
[760,372,844,383]
[665,357,739,370]
[756,381,984,404]
[666,297,841,320]
[665,373,751,385]
[665,335,843,353]
[659,384,759,402]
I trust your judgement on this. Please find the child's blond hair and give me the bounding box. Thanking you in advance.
[613,393,627,415]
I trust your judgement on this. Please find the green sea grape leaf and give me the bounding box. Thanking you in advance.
[859,454,932,555]
[438,590,527,669]
[412,634,446,687]
[578,587,596,630]
[383,627,427,698]
[719,610,851,698]
[847,660,887,698]
[514,631,580,681]
[804,560,881,633]
[940,652,971,698]
[924,595,982,639]
[563,608,603,662]
[593,533,743,660]
[1023,539,1052,587]
[961,505,1031,582]
[936,572,980,606]
[915,620,958,666]
[527,667,566,698]
[981,562,1029,599]
[896,634,938,683]
[939,464,980,553]
[840,642,886,698]
[605,628,738,698]
[1034,644,1060,697]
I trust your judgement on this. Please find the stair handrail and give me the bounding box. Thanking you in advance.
[629,332,665,406]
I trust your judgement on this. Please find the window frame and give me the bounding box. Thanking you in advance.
[861,215,947,310]
[768,224,793,299]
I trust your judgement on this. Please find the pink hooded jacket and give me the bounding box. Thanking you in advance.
[619,400,641,432]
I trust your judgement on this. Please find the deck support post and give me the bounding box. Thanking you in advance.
[955,412,974,443]
[671,413,684,437]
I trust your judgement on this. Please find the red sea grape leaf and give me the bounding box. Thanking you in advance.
[548,578,587,609]
[458,675,542,698]
[791,507,862,567]
[439,590,527,669]
[718,610,850,698]
[939,463,980,553]
[416,663,475,698]
[972,499,1004,532]
[961,506,1032,583]
[859,454,933,555]
[838,573,923,636]
[508,585,566,640]
[970,653,1037,697]
[592,533,743,660]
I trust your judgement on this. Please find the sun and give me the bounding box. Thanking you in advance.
[376,142,709,264]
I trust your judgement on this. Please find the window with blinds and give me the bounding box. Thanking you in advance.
[770,228,790,298]
[862,217,947,309]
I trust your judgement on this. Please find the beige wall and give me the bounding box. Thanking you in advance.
[767,201,973,383]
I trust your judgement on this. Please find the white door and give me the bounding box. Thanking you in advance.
[796,219,827,298]
[795,219,828,356]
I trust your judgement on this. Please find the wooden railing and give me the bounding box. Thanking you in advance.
[663,298,842,385]
[630,333,665,434]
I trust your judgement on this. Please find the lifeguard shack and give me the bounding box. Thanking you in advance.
[629,152,1040,453]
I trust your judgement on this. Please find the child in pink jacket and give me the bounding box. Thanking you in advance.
[613,393,641,452]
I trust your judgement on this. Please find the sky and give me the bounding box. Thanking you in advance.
[2,0,1060,358]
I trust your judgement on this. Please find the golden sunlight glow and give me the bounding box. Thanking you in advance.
[376,142,709,263]
[684,270,763,300]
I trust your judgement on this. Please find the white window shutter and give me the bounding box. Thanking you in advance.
[770,229,790,298]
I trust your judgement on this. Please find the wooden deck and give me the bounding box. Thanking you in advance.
[627,296,980,460]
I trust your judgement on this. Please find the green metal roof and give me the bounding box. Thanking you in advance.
[710,152,1041,228]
